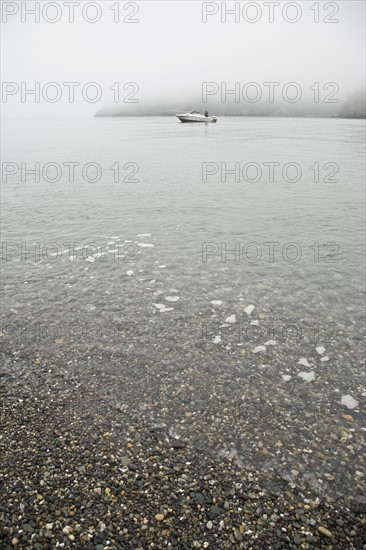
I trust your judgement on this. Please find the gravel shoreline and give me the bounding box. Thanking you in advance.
[1,346,365,549]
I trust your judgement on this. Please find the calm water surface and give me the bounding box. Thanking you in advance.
[2,116,365,500]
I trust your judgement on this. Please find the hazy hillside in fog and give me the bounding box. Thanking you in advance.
[95,89,365,118]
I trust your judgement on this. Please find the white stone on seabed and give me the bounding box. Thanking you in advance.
[251,320,259,326]
[298,358,311,368]
[265,340,277,346]
[211,300,223,306]
[161,307,174,313]
[153,303,174,312]
[138,243,154,248]
[166,296,180,302]
[225,314,236,324]
[126,270,134,276]
[213,335,221,344]
[158,265,166,268]
[244,305,255,315]
[320,356,329,362]
[85,256,95,263]
[341,395,359,409]
[316,346,325,355]
[298,371,315,383]
[253,345,266,354]
[282,375,292,382]
[137,233,151,237]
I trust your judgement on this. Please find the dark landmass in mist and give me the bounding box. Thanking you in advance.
[95,90,365,118]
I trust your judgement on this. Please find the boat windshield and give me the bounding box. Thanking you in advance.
[189,111,201,114]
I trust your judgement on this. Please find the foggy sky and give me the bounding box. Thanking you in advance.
[1,1,365,118]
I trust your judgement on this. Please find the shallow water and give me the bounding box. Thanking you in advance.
[1,116,365,501]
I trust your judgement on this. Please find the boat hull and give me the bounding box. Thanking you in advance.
[176,115,217,123]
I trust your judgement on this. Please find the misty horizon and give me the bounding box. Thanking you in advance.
[2,1,365,119]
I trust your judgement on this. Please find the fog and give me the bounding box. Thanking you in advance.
[1,1,365,118]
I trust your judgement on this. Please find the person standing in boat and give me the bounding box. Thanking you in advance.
[205,110,209,117]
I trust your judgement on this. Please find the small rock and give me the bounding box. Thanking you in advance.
[155,514,165,522]
[244,305,255,315]
[253,345,266,354]
[298,371,315,383]
[318,526,332,538]
[195,493,205,505]
[341,395,358,409]
[316,346,325,355]
[225,314,236,324]
[208,505,222,517]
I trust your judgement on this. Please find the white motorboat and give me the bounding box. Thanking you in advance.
[176,111,217,123]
